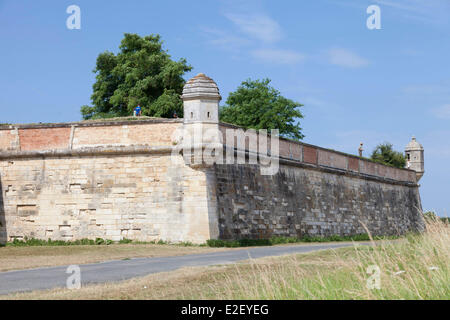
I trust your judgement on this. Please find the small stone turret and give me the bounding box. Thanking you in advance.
[179,73,223,167]
[181,73,221,124]
[405,136,424,181]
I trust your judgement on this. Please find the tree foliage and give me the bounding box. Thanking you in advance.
[219,79,305,140]
[370,143,406,168]
[81,33,192,120]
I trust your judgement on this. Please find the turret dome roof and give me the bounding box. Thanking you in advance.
[181,73,221,101]
[405,136,423,151]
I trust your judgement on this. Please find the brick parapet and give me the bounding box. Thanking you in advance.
[0,119,417,185]
[0,119,183,153]
[218,122,416,184]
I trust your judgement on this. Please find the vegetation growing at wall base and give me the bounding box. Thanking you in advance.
[0,234,401,248]
[206,234,400,248]
[0,237,199,247]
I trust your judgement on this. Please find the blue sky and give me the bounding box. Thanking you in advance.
[0,0,449,216]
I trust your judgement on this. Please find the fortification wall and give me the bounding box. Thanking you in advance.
[0,119,424,243]
[215,123,423,239]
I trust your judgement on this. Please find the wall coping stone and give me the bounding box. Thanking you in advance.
[0,145,174,160]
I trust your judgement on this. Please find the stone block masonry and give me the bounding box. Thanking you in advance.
[214,163,423,239]
[0,149,217,243]
[0,119,219,243]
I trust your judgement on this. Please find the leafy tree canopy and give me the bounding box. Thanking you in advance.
[219,79,305,140]
[370,143,406,168]
[81,33,192,120]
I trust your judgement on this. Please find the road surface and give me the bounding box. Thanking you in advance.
[0,242,361,295]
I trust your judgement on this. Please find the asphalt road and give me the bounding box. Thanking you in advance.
[0,242,359,295]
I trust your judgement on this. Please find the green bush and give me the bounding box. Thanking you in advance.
[118,238,133,244]
[370,142,406,168]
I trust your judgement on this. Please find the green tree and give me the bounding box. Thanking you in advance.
[81,33,192,120]
[219,79,305,140]
[370,143,406,168]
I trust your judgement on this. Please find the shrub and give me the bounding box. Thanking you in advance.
[370,143,406,168]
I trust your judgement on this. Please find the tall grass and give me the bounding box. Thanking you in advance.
[194,219,449,300]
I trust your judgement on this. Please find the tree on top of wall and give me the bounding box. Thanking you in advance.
[80,33,192,120]
[219,79,305,140]
[370,143,406,168]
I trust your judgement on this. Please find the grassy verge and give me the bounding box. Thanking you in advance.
[4,219,447,300]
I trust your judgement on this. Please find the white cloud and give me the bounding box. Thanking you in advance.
[224,12,283,43]
[251,49,305,65]
[374,0,449,14]
[432,104,450,119]
[327,48,369,68]
[374,0,450,25]
[200,27,250,51]
[330,0,450,26]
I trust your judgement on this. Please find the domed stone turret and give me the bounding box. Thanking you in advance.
[181,73,221,101]
[405,136,424,181]
[181,73,221,124]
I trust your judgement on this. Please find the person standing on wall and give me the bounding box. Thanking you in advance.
[358,142,364,157]
[134,104,142,117]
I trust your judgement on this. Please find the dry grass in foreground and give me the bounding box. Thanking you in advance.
[204,219,449,300]
[0,244,227,272]
[3,219,448,300]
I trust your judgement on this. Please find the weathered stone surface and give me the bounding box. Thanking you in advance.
[0,152,216,243]
[0,129,18,151]
[318,149,347,170]
[214,164,424,240]
[72,123,181,148]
